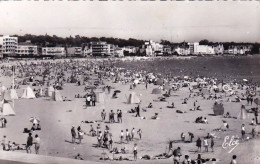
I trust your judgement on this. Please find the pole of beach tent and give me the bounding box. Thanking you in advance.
[12,65,15,109]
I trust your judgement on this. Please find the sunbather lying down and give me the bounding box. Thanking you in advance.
[176,110,186,113]
[141,153,172,160]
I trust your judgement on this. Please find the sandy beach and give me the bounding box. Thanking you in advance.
[0,56,260,164]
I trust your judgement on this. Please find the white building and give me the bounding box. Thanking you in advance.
[214,44,224,55]
[122,46,137,54]
[144,40,163,57]
[67,47,83,57]
[42,47,66,56]
[188,42,215,55]
[16,40,38,56]
[174,47,190,56]
[90,41,114,56]
[83,45,92,56]
[0,35,18,56]
[114,47,124,57]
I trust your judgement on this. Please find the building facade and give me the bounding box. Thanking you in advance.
[67,47,83,57]
[0,35,18,56]
[16,41,38,56]
[42,47,66,56]
[144,40,164,57]
[90,41,114,56]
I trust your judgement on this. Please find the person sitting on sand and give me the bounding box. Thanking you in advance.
[36,124,41,130]
[167,102,175,108]
[75,153,84,160]
[173,147,182,164]
[112,92,117,99]
[223,112,231,118]
[203,117,208,124]
[182,98,187,104]
[188,132,194,142]
[250,118,256,125]
[89,125,96,136]
[151,113,159,119]
[182,155,191,164]
[181,132,185,142]
[148,103,153,108]
[31,124,37,131]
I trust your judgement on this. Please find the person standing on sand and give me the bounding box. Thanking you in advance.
[120,130,124,144]
[133,143,138,161]
[131,128,135,141]
[254,108,258,124]
[119,110,122,123]
[203,137,209,152]
[1,136,6,150]
[136,105,140,117]
[101,109,106,122]
[210,137,214,152]
[126,129,130,143]
[71,126,76,144]
[26,133,33,154]
[241,124,246,140]
[137,129,142,139]
[196,137,202,152]
[34,134,40,154]
[230,155,237,164]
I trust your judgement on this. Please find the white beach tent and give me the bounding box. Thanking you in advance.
[47,86,55,97]
[237,105,248,120]
[0,86,7,95]
[51,90,63,102]
[127,92,141,104]
[21,86,36,99]
[96,92,105,104]
[3,89,18,100]
[0,99,15,116]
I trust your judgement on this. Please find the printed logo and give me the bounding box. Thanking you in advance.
[222,136,239,153]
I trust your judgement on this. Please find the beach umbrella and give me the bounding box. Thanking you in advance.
[254,98,260,105]
[29,117,40,124]
[223,85,230,92]
[134,79,140,84]
[249,91,256,96]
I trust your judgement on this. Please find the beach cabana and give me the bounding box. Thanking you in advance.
[213,102,224,115]
[47,86,55,97]
[0,99,15,116]
[127,92,140,104]
[96,92,105,103]
[237,105,248,120]
[152,88,162,94]
[3,89,18,100]
[51,90,63,102]
[21,86,36,99]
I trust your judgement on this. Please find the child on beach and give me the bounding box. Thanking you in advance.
[120,130,124,143]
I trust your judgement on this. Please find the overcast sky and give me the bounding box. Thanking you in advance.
[0,1,259,43]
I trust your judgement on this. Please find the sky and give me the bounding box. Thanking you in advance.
[0,1,259,43]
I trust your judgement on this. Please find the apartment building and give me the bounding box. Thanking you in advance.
[0,35,18,56]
